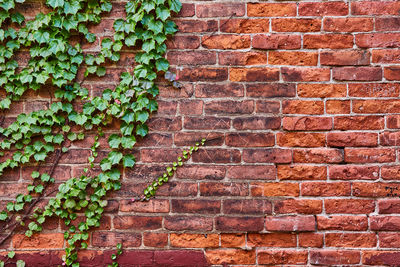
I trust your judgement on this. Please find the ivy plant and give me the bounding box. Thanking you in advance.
[0,0,196,266]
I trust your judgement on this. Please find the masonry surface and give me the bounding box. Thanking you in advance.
[2,0,400,266]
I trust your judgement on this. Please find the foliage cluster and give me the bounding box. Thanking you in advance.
[0,0,189,265]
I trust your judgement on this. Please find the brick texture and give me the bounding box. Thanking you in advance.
[1,0,400,266]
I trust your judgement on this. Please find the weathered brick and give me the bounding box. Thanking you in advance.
[299,2,349,16]
[334,116,385,130]
[349,83,400,97]
[376,18,400,31]
[317,215,368,230]
[345,148,396,163]
[251,182,299,197]
[233,117,281,130]
[282,68,330,82]
[226,133,275,147]
[362,251,400,266]
[220,19,269,33]
[324,18,373,32]
[170,234,219,248]
[353,182,400,198]
[92,232,141,247]
[277,132,326,147]
[176,20,217,33]
[202,35,250,49]
[171,199,220,214]
[205,100,254,115]
[164,216,213,231]
[218,52,267,66]
[302,182,351,196]
[326,233,376,248]
[356,33,400,48]
[206,249,255,265]
[293,148,344,163]
[269,51,318,66]
[196,83,244,97]
[113,216,162,230]
[327,132,378,147]
[352,1,400,15]
[274,199,323,214]
[143,232,168,248]
[283,100,324,114]
[304,34,353,49]
[197,3,245,18]
[226,165,276,180]
[370,216,400,231]
[258,250,308,265]
[379,199,400,214]
[329,165,379,180]
[310,250,361,265]
[379,232,400,247]
[230,67,279,82]
[272,19,321,32]
[333,67,382,81]
[253,34,301,50]
[299,233,323,248]
[385,66,400,80]
[247,83,296,98]
[223,199,272,215]
[278,165,327,180]
[247,233,296,247]
[200,182,248,196]
[247,3,296,17]
[215,216,264,232]
[321,50,370,66]
[243,148,291,163]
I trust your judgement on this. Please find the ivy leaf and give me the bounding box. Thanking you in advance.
[11,13,25,24]
[123,154,135,168]
[156,58,169,72]
[121,136,136,149]
[108,151,123,165]
[142,39,155,53]
[33,31,50,44]
[108,134,121,149]
[169,0,182,13]
[100,158,112,171]
[156,6,170,21]
[113,19,125,32]
[125,34,137,47]
[0,211,7,221]
[136,110,149,123]
[7,251,15,259]
[47,0,64,8]
[136,124,148,137]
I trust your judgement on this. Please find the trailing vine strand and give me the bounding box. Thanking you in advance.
[0,0,185,265]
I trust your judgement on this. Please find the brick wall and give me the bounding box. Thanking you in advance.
[2,0,400,266]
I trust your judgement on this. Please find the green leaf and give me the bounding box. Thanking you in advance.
[121,136,136,149]
[0,211,8,221]
[169,0,182,13]
[100,158,112,171]
[64,199,76,209]
[7,251,15,259]
[136,124,148,137]
[123,154,135,168]
[156,6,170,21]
[16,260,25,267]
[53,134,64,144]
[108,134,121,149]
[35,184,44,193]
[156,58,169,72]
[108,151,123,165]
[47,0,64,8]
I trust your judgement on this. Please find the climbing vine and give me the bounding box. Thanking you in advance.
[0,0,195,265]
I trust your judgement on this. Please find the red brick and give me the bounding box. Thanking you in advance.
[156,182,198,197]
[356,33,400,48]
[363,251,400,266]
[166,36,200,49]
[376,18,400,31]
[388,115,400,129]
[218,52,267,66]
[252,34,301,50]
[345,148,396,163]
[178,3,195,17]
[278,165,327,180]
[251,182,300,197]
[176,20,217,33]
[265,215,315,232]
[299,233,323,248]
[310,250,360,265]
[92,232,141,247]
[164,216,213,231]
[176,165,226,180]
[196,83,244,97]
[333,67,382,81]
[206,249,255,265]
[327,132,378,147]
[326,233,376,248]
[326,100,350,114]
[247,233,296,247]
[197,3,245,18]
[299,2,349,16]
[148,117,182,131]
[202,35,250,49]
[178,67,227,82]
[283,100,324,114]
[274,199,323,214]
[243,148,291,163]
[371,216,400,231]
[205,100,254,115]
[282,117,333,131]
[298,84,346,98]
[192,148,241,163]
[233,117,281,130]
[379,199,400,214]
[143,232,168,248]
[174,132,223,147]
[167,51,216,65]
[200,182,248,196]
[154,250,208,266]
[334,116,385,130]
[184,117,230,130]
[113,216,162,230]
[277,132,325,147]
[223,199,272,215]
[304,34,353,49]
[379,232,400,247]
[352,1,400,15]
[321,50,370,66]
[293,148,344,163]
[230,67,279,82]
[349,83,400,97]
[282,67,330,82]
[119,199,169,213]
[258,250,308,265]
[216,216,264,232]
[226,133,274,147]
[221,234,245,248]
[226,165,276,180]
[247,3,297,17]
[329,165,379,180]
[373,50,400,64]
[269,51,318,66]
[302,182,351,196]
[170,233,219,248]
[327,199,376,214]
[272,19,321,32]
[353,182,400,198]
[382,166,400,180]
[220,19,269,33]
[385,66,400,80]
[12,233,63,249]
[324,17,373,32]
[317,215,368,230]
[256,100,280,114]
[380,131,400,146]
[247,83,296,97]
[171,199,220,214]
